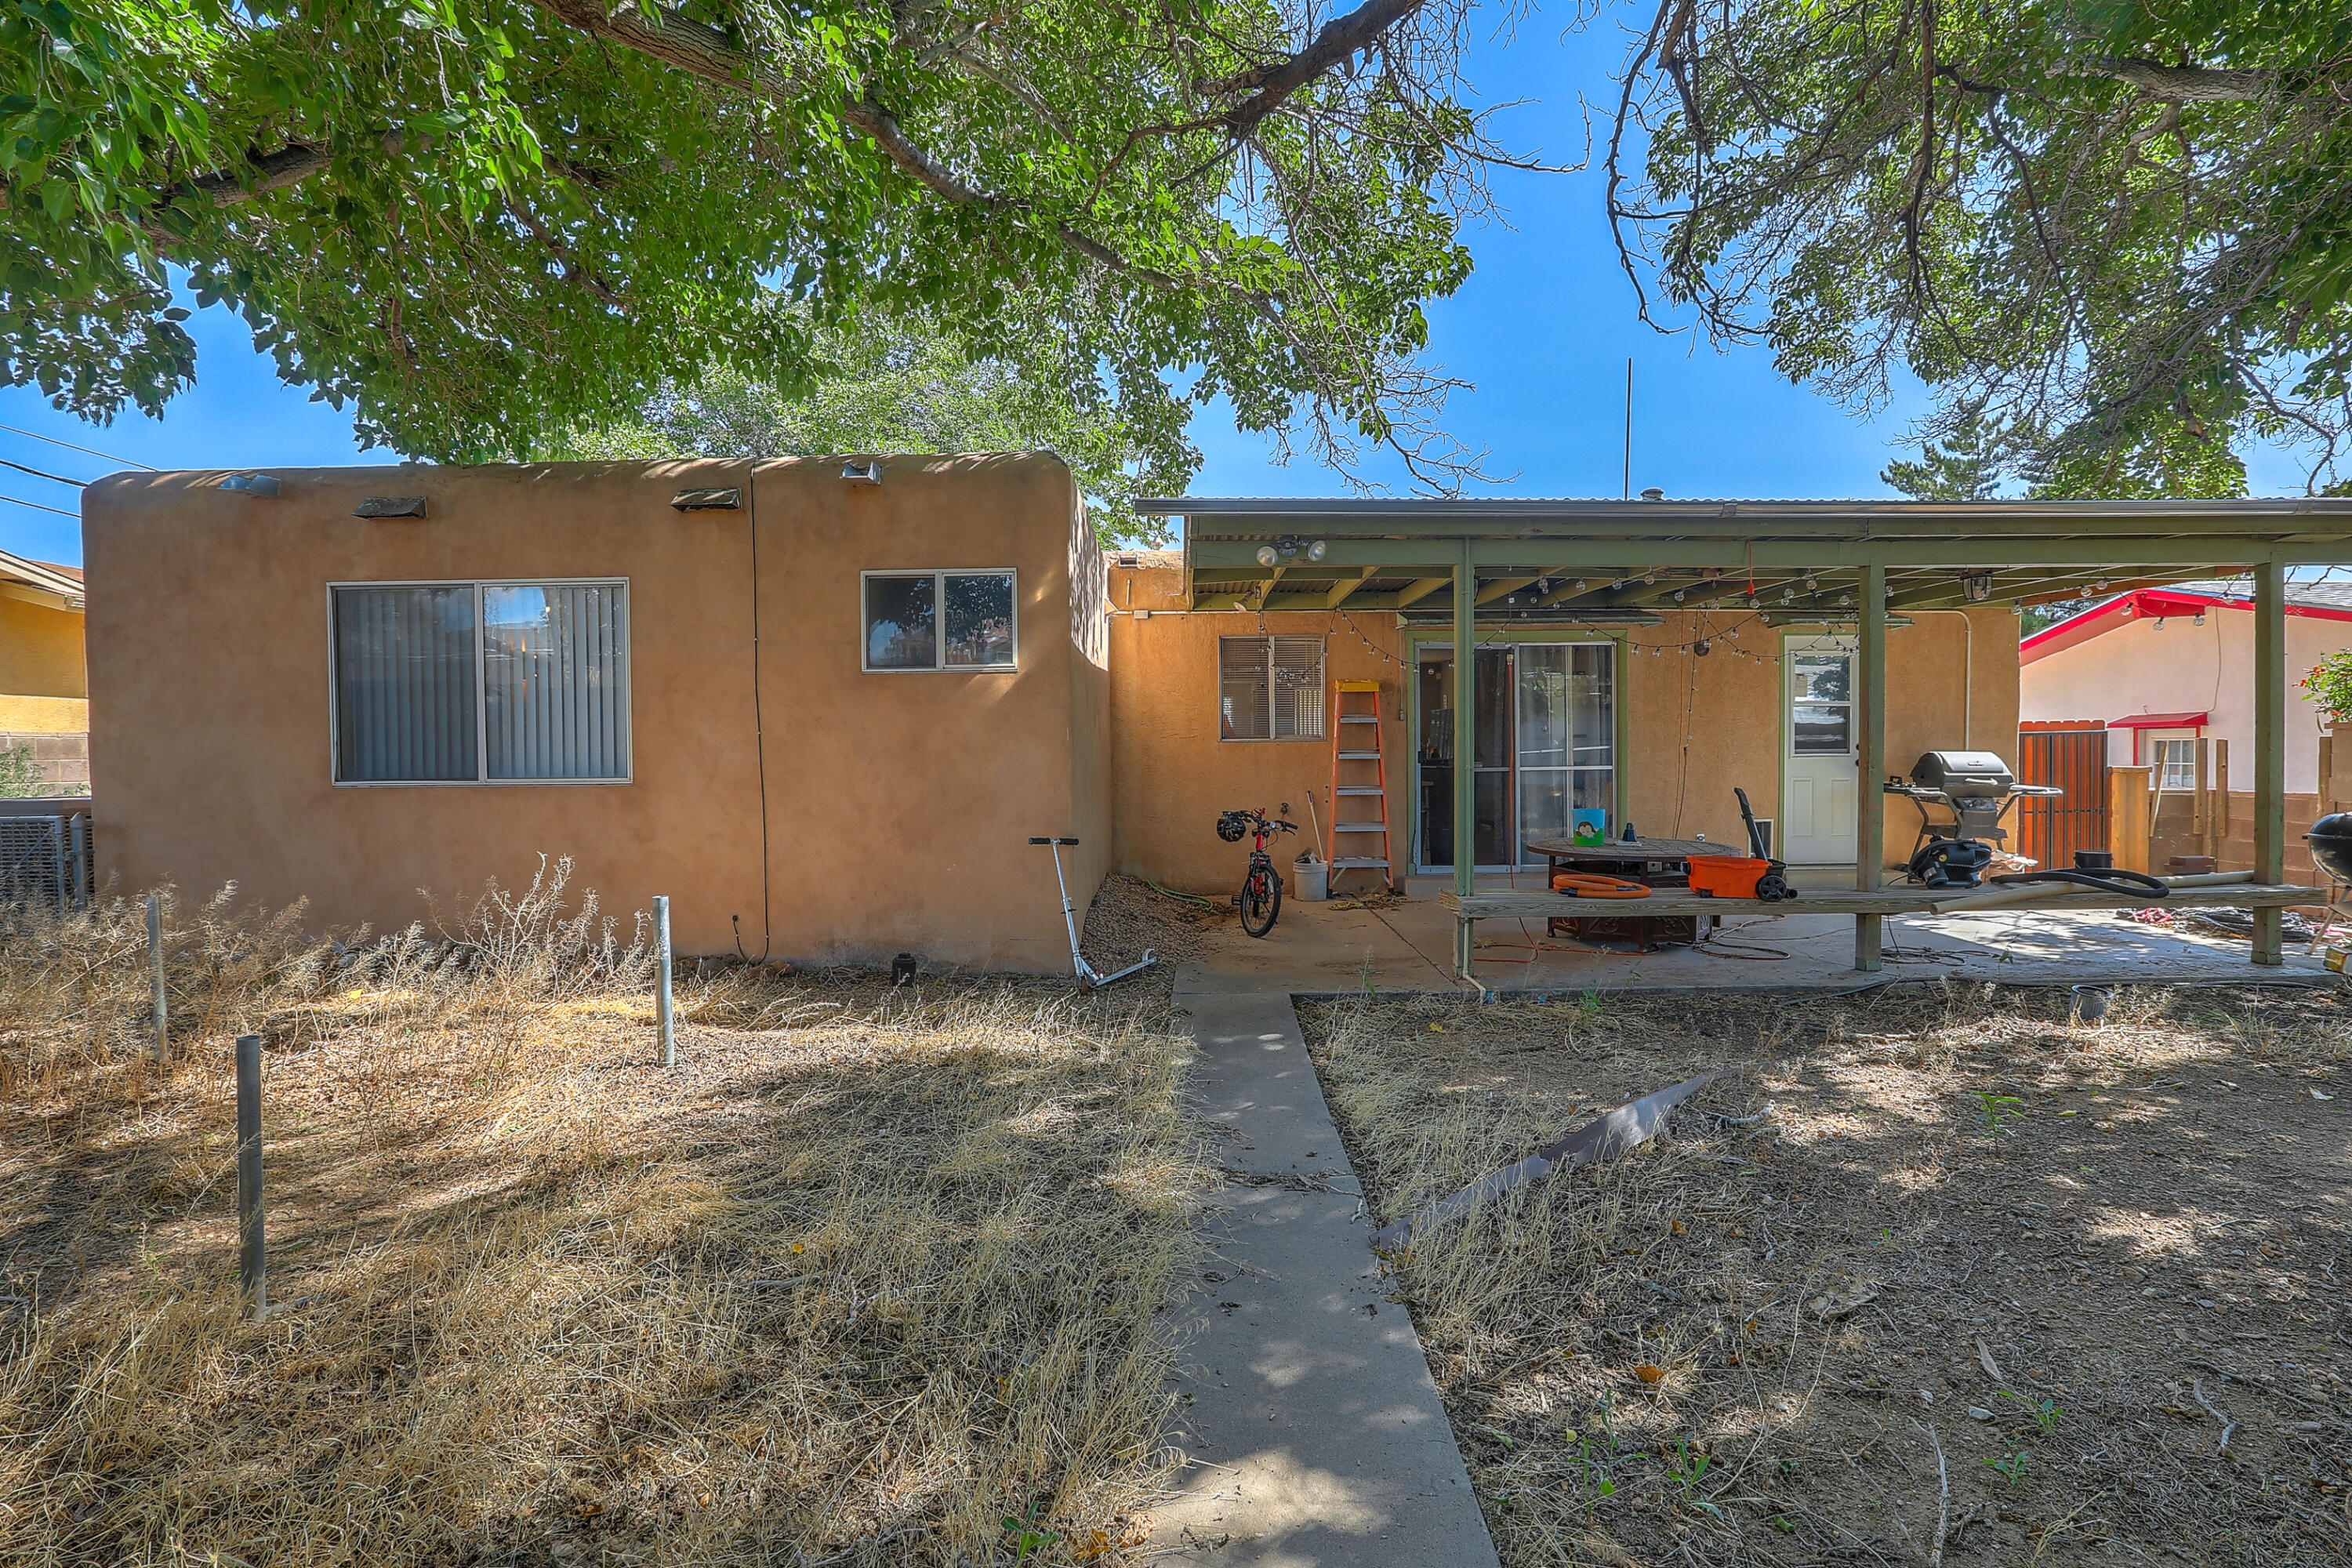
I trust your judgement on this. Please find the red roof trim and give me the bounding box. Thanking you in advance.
[2020,586,2352,666]
[2106,711,2209,729]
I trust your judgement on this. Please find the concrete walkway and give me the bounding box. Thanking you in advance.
[1147,971,1500,1568]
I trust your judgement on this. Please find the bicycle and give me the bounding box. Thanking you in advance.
[1216,807,1299,938]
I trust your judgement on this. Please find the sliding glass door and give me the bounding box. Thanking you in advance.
[1416,641,1615,870]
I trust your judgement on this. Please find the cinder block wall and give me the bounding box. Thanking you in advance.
[0,730,88,793]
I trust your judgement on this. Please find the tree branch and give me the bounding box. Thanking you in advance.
[2089,57,2274,102]
[1210,0,1435,137]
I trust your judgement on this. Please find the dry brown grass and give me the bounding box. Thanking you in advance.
[1305,982,2352,1567]
[0,866,1206,1567]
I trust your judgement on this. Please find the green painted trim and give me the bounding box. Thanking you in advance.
[1189,539,2352,572]
[1451,550,1475,974]
[2254,561,2287,965]
[1856,564,1889,971]
[1401,619,1630,876]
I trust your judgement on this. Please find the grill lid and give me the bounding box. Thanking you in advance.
[1911,750,2017,794]
[2308,811,2352,885]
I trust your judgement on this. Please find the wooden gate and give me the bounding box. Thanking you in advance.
[2014,724,2108,869]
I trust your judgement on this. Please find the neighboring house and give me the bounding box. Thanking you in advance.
[2020,578,2352,877]
[0,549,89,795]
[86,459,2023,969]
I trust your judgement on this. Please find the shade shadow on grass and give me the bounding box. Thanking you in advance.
[1301,982,2352,1567]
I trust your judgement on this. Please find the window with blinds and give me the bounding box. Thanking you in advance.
[1218,635,1327,741]
[332,581,630,784]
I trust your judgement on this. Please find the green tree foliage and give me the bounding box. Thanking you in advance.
[1610,0,2352,495]
[2302,649,2352,726]
[549,315,1192,543]
[1,0,1516,478]
[1880,408,2004,501]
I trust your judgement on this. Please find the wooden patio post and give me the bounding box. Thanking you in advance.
[2193,736,2210,850]
[1856,562,1888,971]
[1454,540,1477,977]
[2108,766,2152,871]
[2254,560,2286,965]
[2216,739,2230,852]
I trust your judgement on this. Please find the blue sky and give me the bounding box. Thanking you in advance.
[0,9,2312,566]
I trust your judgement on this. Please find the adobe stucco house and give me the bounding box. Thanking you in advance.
[84,458,2040,971]
[1105,552,2015,887]
[85,457,1108,971]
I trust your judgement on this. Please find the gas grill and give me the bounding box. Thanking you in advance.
[1883,750,2062,860]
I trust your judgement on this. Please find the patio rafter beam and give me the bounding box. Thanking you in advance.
[1475,574,1540,605]
[1395,575,1451,608]
[1327,567,1377,608]
[1534,573,1606,607]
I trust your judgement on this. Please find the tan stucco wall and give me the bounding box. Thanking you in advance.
[0,695,87,733]
[2021,606,2340,794]
[85,455,1106,971]
[1106,562,2020,886]
[0,593,86,700]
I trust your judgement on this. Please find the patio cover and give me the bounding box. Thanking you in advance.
[1133,495,2352,973]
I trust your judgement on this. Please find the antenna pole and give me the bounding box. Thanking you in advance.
[1622,358,1633,500]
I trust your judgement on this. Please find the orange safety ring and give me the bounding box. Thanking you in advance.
[1551,871,1653,898]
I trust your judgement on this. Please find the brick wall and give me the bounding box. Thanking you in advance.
[0,731,89,795]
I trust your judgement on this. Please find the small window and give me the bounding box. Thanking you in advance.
[332,581,630,784]
[1788,652,1853,756]
[1219,635,1326,741]
[862,571,1017,671]
[2154,737,2197,792]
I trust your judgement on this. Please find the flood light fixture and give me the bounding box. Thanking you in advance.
[841,460,883,485]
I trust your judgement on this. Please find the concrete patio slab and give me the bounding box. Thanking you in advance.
[1180,875,2340,996]
[1147,973,1500,1568]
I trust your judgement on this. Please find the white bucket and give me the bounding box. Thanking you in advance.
[1294,856,1329,902]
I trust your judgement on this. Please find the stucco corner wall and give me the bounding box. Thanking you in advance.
[85,453,1094,974]
[1063,487,1113,932]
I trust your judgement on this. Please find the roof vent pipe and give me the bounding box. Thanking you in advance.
[1639,486,1665,502]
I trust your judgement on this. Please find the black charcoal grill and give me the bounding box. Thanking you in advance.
[1884,750,2062,859]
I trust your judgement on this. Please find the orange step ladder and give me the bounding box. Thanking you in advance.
[1327,681,1399,893]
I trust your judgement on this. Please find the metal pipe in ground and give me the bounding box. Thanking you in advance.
[236,1032,265,1318]
[148,893,168,1064]
[655,895,674,1068]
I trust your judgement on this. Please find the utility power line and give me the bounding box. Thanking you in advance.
[0,492,78,519]
[0,421,155,470]
[0,456,85,488]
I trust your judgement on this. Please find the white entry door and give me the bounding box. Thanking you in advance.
[1781,635,1858,866]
